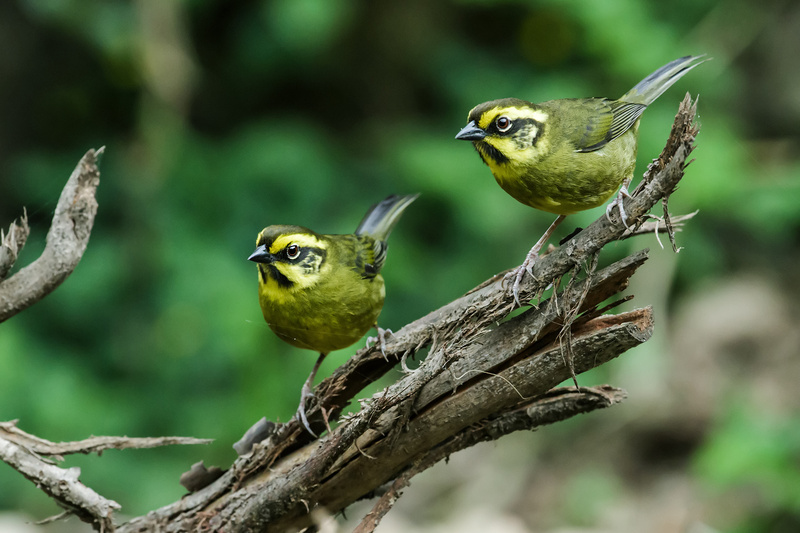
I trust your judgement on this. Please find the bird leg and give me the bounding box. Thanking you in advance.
[297,352,327,437]
[605,177,633,229]
[506,214,567,307]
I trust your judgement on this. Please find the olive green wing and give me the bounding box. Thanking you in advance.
[352,235,385,280]
[556,98,647,153]
[604,99,648,145]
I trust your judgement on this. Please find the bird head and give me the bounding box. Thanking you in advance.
[248,226,328,290]
[456,98,550,174]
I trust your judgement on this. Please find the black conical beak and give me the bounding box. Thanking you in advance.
[455,120,487,141]
[248,244,273,264]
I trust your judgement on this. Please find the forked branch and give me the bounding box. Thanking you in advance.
[0,148,103,323]
[3,95,700,532]
[117,95,699,532]
[0,420,210,531]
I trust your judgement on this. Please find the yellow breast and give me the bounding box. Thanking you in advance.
[485,128,638,215]
[257,259,385,354]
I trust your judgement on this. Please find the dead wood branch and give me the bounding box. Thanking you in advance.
[0,148,103,323]
[619,210,697,241]
[0,420,212,531]
[0,420,211,458]
[4,96,698,531]
[116,94,698,533]
[0,436,120,531]
[119,257,651,533]
[254,308,651,533]
[354,385,627,533]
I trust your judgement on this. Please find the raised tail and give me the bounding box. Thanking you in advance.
[355,194,419,241]
[621,55,708,106]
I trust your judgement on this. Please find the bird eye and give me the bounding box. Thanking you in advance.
[286,244,300,260]
[496,116,512,132]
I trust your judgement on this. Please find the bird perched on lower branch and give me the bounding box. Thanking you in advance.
[248,194,418,435]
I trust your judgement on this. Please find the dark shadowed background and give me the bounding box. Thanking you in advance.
[1,0,799,531]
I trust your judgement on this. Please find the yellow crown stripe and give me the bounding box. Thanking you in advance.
[269,233,326,255]
[477,107,549,130]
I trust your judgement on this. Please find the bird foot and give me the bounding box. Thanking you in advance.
[501,214,567,308]
[366,327,393,360]
[605,181,633,230]
[294,352,328,437]
[296,382,317,437]
[503,247,539,308]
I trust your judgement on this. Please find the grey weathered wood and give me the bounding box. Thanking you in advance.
[0,435,120,530]
[0,148,102,323]
[4,95,699,532]
[0,213,30,281]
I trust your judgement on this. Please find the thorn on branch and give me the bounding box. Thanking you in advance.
[233,417,277,456]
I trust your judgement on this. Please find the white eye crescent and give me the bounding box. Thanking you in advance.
[496,116,512,132]
[286,244,301,260]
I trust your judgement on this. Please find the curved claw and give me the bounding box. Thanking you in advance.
[605,181,633,230]
[505,214,567,308]
[367,326,393,361]
[296,385,317,437]
[503,268,522,308]
[512,268,524,308]
[505,256,534,308]
[295,352,327,437]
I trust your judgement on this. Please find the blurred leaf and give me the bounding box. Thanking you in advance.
[695,406,800,510]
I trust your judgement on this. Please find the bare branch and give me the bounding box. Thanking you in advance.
[227,308,652,533]
[2,97,697,531]
[354,385,627,533]
[0,420,212,531]
[619,210,697,241]
[0,436,120,531]
[0,420,211,458]
[0,148,103,323]
[114,94,699,533]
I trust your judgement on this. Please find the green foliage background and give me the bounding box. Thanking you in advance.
[1,0,799,531]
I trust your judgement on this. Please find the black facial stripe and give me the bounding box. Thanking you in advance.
[475,141,510,165]
[264,264,293,288]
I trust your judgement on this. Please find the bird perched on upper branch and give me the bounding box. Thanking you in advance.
[456,55,707,303]
[248,194,418,435]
